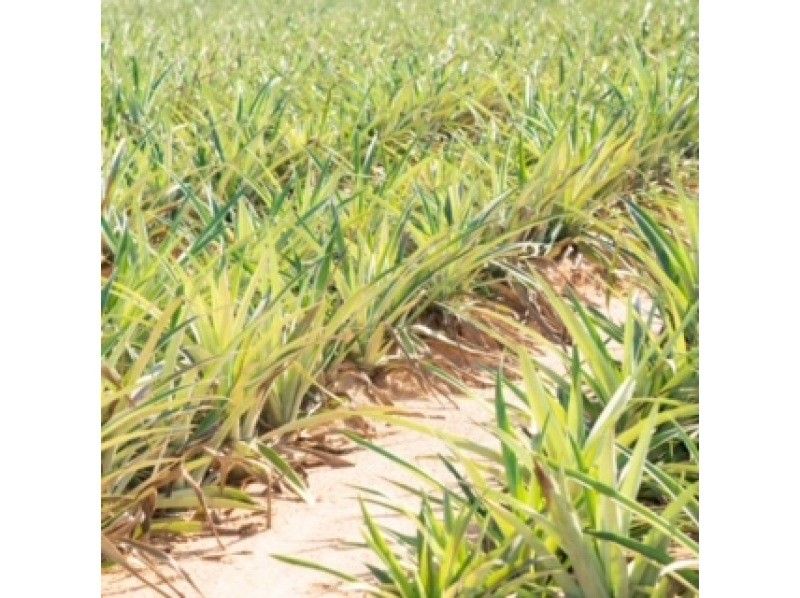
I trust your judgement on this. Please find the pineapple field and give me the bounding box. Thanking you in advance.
[101,0,698,595]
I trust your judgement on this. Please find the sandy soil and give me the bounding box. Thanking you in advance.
[102,388,509,598]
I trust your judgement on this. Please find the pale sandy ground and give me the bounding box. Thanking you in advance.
[102,268,638,598]
[103,388,506,598]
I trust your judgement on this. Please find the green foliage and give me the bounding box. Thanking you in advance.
[300,297,699,596]
[277,196,700,595]
[101,0,698,588]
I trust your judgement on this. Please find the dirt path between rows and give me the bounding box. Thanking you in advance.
[103,385,513,597]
